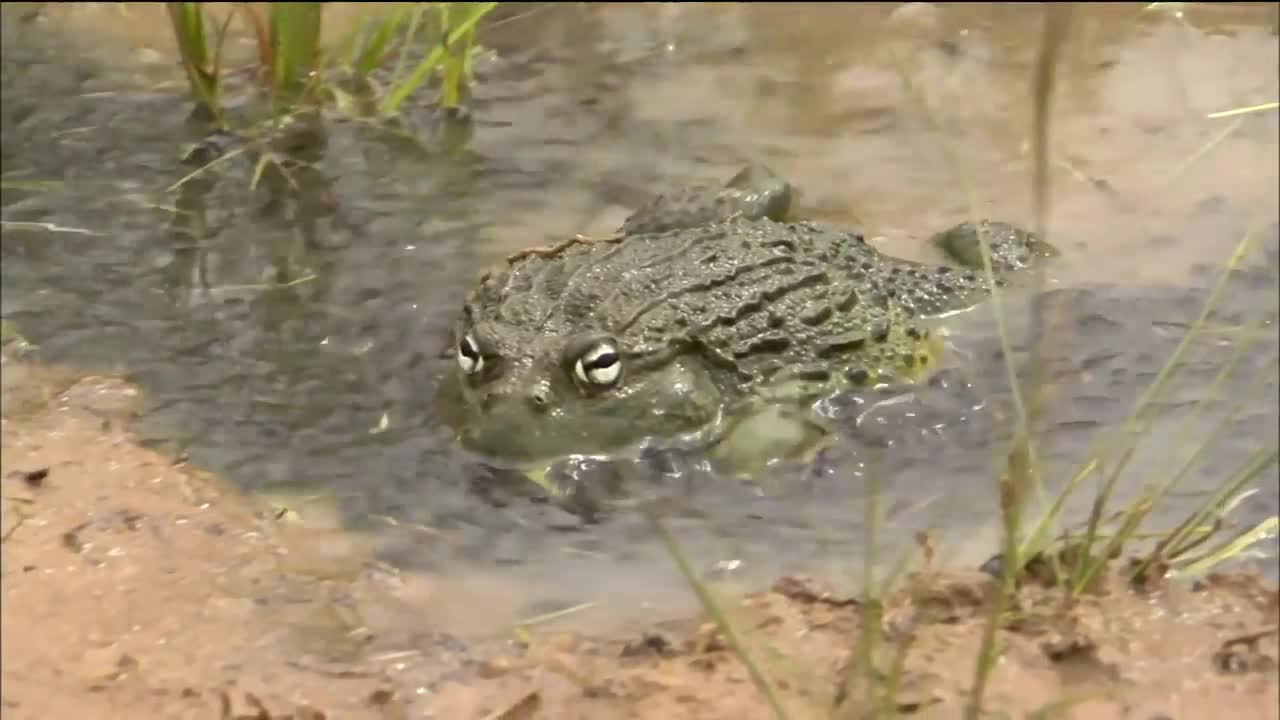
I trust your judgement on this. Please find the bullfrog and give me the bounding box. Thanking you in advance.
[439,165,1057,478]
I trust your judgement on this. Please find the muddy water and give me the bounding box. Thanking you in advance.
[2,2,1277,633]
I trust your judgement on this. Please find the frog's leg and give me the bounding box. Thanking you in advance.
[572,163,796,245]
[510,165,794,263]
[706,401,833,481]
[863,220,1064,317]
[706,304,949,479]
[932,220,1059,276]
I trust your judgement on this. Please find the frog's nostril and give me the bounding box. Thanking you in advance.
[529,388,551,410]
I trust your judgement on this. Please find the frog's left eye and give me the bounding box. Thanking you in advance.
[457,332,483,375]
[573,341,621,388]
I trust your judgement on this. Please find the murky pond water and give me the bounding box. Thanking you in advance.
[3,2,1277,630]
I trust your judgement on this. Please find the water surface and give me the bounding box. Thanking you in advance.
[2,2,1277,631]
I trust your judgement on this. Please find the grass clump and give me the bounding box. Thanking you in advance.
[155,2,501,287]
[164,2,499,140]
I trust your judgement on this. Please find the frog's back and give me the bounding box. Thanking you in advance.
[476,216,1008,393]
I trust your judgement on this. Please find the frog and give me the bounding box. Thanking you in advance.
[438,165,1057,479]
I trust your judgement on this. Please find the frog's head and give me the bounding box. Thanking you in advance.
[440,308,725,468]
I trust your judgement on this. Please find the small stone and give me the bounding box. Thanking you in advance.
[80,646,137,685]
[620,632,677,658]
[477,656,515,678]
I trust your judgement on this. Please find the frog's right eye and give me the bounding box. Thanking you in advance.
[457,333,483,375]
[573,340,622,389]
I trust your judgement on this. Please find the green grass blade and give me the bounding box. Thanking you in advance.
[438,3,462,109]
[171,2,210,59]
[354,7,413,77]
[168,3,210,73]
[1160,448,1278,562]
[332,13,367,70]
[439,2,489,108]
[966,441,1031,718]
[388,4,430,92]
[1120,321,1275,581]
[645,508,791,720]
[269,2,324,108]
[889,40,1053,561]
[199,7,237,130]
[1170,515,1279,580]
[1168,117,1245,183]
[382,21,444,115]
[1018,457,1098,562]
[1206,100,1279,119]
[379,1,497,116]
[967,6,1071,715]
[166,2,221,118]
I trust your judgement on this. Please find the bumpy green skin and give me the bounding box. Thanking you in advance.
[932,220,1059,275]
[616,164,795,235]
[446,166,1053,467]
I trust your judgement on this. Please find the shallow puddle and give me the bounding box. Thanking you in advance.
[2,1,1277,637]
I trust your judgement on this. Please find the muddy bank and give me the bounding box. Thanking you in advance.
[3,359,1276,719]
[433,573,1278,720]
[1,359,491,719]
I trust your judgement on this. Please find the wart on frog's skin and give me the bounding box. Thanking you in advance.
[439,164,1056,475]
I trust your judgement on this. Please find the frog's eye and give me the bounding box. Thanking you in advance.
[573,341,621,388]
[457,333,483,375]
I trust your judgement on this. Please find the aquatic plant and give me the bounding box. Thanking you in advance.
[165,1,231,126]
[164,2,498,126]
[373,1,497,116]
[264,2,324,110]
[162,1,501,250]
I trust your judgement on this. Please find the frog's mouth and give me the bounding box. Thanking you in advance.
[454,406,730,473]
[441,352,730,470]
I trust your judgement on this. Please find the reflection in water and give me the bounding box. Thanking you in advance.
[165,153,215,306]
[1,2,1276,629]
